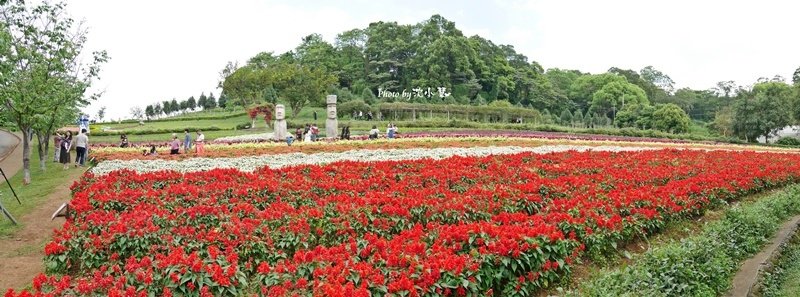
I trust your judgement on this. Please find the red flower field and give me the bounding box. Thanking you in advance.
[7,149,800,296]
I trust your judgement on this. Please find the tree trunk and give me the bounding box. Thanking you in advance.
[35,131,48,171]
[21,127,32,185]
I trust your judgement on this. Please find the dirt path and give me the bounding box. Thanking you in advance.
[726,215,800,297]
[0,168,83,290]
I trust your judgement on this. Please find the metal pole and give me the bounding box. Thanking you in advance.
[0,168,21,204]
[0,198,18,225]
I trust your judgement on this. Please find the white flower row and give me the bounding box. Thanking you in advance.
[90,145,655,176]
[213,133,275,143]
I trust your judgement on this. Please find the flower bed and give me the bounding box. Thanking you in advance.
[87,136,793,163]
[391,130,713,144]
[9,149,800,296]
[89,145,654,175]
[213,133,275,144]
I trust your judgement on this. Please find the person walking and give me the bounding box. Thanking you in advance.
[53,132,62,162]
[183,129,192,153]
[170,135,181,154]
[195,130,205,155]
[74,129,89,167]
[60,131,72,170]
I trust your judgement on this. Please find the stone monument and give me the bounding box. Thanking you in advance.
[325,95,338,139]
[274,104,287,141]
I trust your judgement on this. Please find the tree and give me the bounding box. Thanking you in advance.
[263,87,278,105]
[187,96,197,111]
[639,66,675,94]
[734,82,794,142]
[1,1,107,182]
[559,109,573,126]
[568,73,628,112]
[144,105,154,120]
[710,106,735,137]
[651,104,691,133]
[615,103,657,130]
[197,95,207,111]
[162,100,172,115]
[153,103,162,118]
[361,87,376,105]
[206,93,217,109]
[589,81,649,119]
[97,106,106,122]
[793,66,800,86]
[218,93,228,109]
[130,106,144,121]
[170,99,179,115]
[715,81,737,98]
[272,63,337,117]
[573,109,584,127]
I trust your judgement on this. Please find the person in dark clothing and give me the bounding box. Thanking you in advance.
[295,127,303,142]
[313,111,317,121]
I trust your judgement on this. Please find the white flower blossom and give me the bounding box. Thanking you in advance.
[91,145,656,175]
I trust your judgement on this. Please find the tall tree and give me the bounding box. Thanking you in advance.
[639,66,675,94]
[568,73,628,113]
[734,82,794,142]
[162,100,172,115]
[144,105,154,120]
[170,99,179,115]
[589,81,649,119]
[793,66,800,86]
[187,96,197,111]
[217,93,228,109]
[96,106,106,122]
[272,63,337,117]
[197,95,207,110]
[206,93,217,109]
[1,1,107,182]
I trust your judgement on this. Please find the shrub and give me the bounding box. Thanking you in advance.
[776,137,800,146]
[578,185,800,297]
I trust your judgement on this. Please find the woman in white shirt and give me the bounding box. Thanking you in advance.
[195,130,205,155]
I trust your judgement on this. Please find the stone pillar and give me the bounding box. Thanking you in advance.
[274,104,287,141]
[325,95,338,139]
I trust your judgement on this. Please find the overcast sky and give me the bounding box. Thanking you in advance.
[66,0,800,120]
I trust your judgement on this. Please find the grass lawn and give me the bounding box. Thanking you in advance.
[90,128,272,144]
[99,114,251,132]
[0,146,80,236]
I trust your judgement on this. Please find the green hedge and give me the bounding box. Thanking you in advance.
[102,111,247,124]
[375,102,542,122]
[89,126,224,136]
[577,185,800,297]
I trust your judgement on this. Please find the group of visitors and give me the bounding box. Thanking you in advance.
[53,129,89,169]
[352,110,379,121]
[149,129,205,156]
[368,123,399,140]
[292,124,320,144]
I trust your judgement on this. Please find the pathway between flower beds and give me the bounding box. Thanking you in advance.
[90,145,656,175]
[0,169,84,290]
[727,215,800,297]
